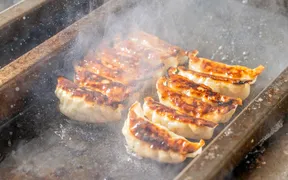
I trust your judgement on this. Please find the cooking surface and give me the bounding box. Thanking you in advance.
[0,0,288,179]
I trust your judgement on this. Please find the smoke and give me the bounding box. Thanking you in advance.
[1,0,288,179]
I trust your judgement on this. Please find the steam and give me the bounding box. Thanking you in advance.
[1,0,288,179]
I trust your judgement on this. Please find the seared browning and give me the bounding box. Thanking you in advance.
[177,66,252,85]
[57,77,119,108]
[80,54,164,85]
[55,31,187,123]
[128,31,185,58]
[127,102,204,154]
[55,77,124,123]
[96,47,158,74]
[157,77,238,116]
[167,69,242,106]
[121,34,264,163]
[173,66,251,100]
[114,31,188,67]
[188,50,264,82]
[79,59,139,85]
[144,97,217,128]
[74,66,139,102]
[143,97,217,139]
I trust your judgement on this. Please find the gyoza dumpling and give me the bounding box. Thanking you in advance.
[122,102,204,163]
[55,77,124,123]
[174,66,252,100]
[166,70,242,106]
[126,31,188,67]
[156,77,238,123]
[143,97,217,139]
[183,50,264,100]
[188,50,264,84]
[74,66,140,102]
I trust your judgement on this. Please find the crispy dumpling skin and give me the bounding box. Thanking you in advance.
[156,77,238,123]
[166,70,242,106]
[122,102,204,163]
[55,77,124,123]
[115,31,188,69]
[188,50,264,84]
[143,97,217,139]
[74,66,140,102]
[173,66,251,100]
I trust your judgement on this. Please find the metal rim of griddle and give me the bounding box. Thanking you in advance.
[0,0,48,31]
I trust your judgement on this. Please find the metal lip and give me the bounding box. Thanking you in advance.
[0,0,49,30]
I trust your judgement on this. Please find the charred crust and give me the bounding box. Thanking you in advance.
[57,77,121,109]
[166,74,242,105]
[75,67,138,102]
[125,31,184,57]
[80,51,165,85]
[177,66,253,84]
[157,77,238,115]
[188,50,264,80]
[144,97,217,128]
[129,109,203,154]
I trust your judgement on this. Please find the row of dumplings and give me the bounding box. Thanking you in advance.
[55,31,187,124]
[122,50,264,163]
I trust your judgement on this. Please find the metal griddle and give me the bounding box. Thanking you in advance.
[0,0,287,179]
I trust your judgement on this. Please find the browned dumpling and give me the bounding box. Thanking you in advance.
[114,31,188,70]
[55,31,189,123]
[167,70,242,106]
[156,77,239,123]
[122,102,204,163]
[143,97,217,139]
[188,50,264,84]
[174,66,252,100]
[74,66,140,102]
[184,50,264,99]
[55,77,123,123]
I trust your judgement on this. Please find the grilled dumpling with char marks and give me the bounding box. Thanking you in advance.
[174,66,252,100]
[188,50,264,84]
[74,66,140,102]
[122,102,204,163]
[79,58,163,86]
[167,68,242,106]
[143,97,217,139]
[55,31,189,124]
[115,31,188,69]
[95,47,165,77]
[55,77,124,123]
[156,77,238,123]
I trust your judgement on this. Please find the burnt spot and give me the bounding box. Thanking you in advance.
[177,66,253,85]
[144,97,217,128]
[56,77,121,110]
[166,74,242,105]
[157,77,238,115]
[74,66,138,102]
[188,51,264,80]
[129,109,203,154]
